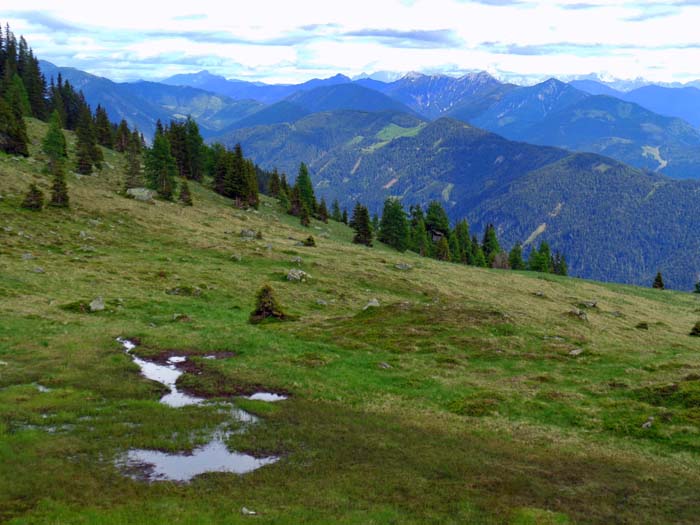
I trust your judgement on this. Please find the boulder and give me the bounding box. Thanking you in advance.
[287,269,310,282]
[126,188,155,202]
[290,256,303,265]
[395,263,412,271]
[363,298,380,310]
[240,229,257,239]
[89,297,105,312]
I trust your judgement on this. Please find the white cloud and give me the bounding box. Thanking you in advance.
[4,0,700,83]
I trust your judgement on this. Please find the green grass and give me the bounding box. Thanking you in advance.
[1,118,700,523]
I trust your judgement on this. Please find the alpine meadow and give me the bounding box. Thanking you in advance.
[2,3,700,524]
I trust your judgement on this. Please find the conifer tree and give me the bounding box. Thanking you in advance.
[280,173,289,196]
[331,199,342,222]
[317,198,329,223]
[371,213,380,234]
[295,162,316,213]
[178,179,193,206]
[268,168,281,196]
[75,105,102,173]
[351,203,373,246]
[425,201,450,236]
[435,236,451,261]
[49,160,69,208]
[124,132,143,191]
[378,198,409,252]
[277,187,290,213]
[453,220,471,264]
[42,110,67,160]
[94,105,113,148]
[289,185,304,216]
[529,242,552,273]
[0,96,28,156]
[410,217,430,256]
[694,281,700,294]
[508,242,526,270]
[145,132,177,200]
[481,224,501,260]
[472,238,487,267]
[652,272,665,290]
[300,204,311,227]
[448,232,461,263]
[552,251,568,276]
[21,183,44,210]
[115,119,130,152]
[342,208,348,224]
[184,117,205,182]
[249,284,288,324]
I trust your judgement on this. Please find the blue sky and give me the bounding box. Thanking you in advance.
[5,0,700,84]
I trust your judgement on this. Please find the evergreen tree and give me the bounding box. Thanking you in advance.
[75,105,102,173]
[300,204,311,227]
[0,91,28,156]
[94,105,113,148]
[378,198,409,252]
[277,188,290,213]
[652,272,665,290]
[351,203,373,246]
[249,284,288,324]
[145,132,177,200]
[289,185,304,216]
[425,201,450,236]
[453,220,471,264]
[268,168,281,196]
[115,119,131,152]
[280,173,289,196]
[178,179,193,206]
[42,110,67,160]
[552,252,568,276]
[341,208,348,224]
[5,73,31,117]
[210,143,229,196]
[124,132,143,191]
[317,198,329,223]
[331,199,342,221]
[448,232,461,263]
[295,162,316,213]
[481,224,501,260]
[435,236,451,261]
[410,217,430,256]
[371,213,380,235]
[472,238,487,267]
[21,183,44,210]
[508,242,526,270]
[184,117,205,182]
[48,159,69,208]
[694,281,700,294]
[529,242,553,273]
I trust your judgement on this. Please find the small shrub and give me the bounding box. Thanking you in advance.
[302,236,316,247]
[690,322,700,337]
[249,284,289,324]
[636,322,649,330]
[255,231,263,240]
[21,184,44,211]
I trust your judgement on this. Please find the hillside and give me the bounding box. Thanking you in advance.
[2,118,700,524]
[219,113,700,289]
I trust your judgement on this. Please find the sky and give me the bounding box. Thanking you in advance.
[4,0,700,85]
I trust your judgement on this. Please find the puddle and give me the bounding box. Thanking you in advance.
[116,338,278,482]
[118,337,205,408]
[123,432,277,481]
[246,392,288,402]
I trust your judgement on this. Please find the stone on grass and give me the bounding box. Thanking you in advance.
[230,254,243,262]
[642,416,654,429]
[316,299,328,306]
[378,362,392,369]
[240,229,257,239]
[32,267,45,274]
[569,348,583,357]
[363,298,380,310]
[241,507,257,516]
[89,297,105,312]
[126,188,155,202]
[21,253,35,260]
[395,263,412,271]
[290,256,303,265]
[567,308,588,322]
[287,269,310,282]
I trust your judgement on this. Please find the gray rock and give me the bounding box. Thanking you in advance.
[126,188,155,202]
[290,256,303,265]
[533,291,545,298]
[287,269,310,282]
[642,416,654,429]
[569,348,584,357]
[21,253,35,260]
[241,507,257,516]
[32,267,45,274]
[395,263,412,271]
[363,298,380,310]
[316,299,328,306]
[230,254,243,262]
[240,229,257,239]
[568,308,588,322]
[378,362,392,369]
[581,301,598,309]
[89,297,105,312]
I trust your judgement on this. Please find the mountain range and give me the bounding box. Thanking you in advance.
[37,61,700,289]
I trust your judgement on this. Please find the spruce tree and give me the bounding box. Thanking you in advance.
[552,252,568,276]
[42,110,67,160]
[453,220,471,264]
[184,117,205,182]
[0,92,28,156]
[75,105,102,173]
[410,217,430,256]
[21,183,44,210]
[94,105,113,148]
[472,240,487,267]
[529,242,552,273]
[268,168,281,196]
[448,232,461,263]
[49,160,69,208]
[694,281,700,294]
[378,198,409,252]
[341,208,348,224]
[300,204,311,227]
[178,179,193,206]
[351,203,373,246]
[331,199,342,222]
[249,284,288,324]
[653,272,665,290]
[508,242,526,270]
[425,201,450,236]
[115,119,130,152]
[5,73,31,117]
[145,132,177,200]
[435,236,451,261]
[481,224,501,260]
[124,133,143,191]
[295,162,316,213]
[289,185,304,216]
[277,188,291,213]
[317,198,329,223]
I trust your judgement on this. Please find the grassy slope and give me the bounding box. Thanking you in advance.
[1,119,700,524]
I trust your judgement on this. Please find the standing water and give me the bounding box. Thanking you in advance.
[117,338,280,481]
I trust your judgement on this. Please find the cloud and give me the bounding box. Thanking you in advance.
[172,14,208,21]
[559,2,599,9]
[7,10,84,32]
[344,28,461,47]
